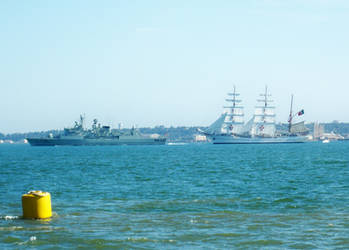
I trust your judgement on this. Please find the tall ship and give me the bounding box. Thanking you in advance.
[27,116,166,146]
[200,86,308,144]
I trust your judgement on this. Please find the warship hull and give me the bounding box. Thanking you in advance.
[27,137,166,146]
[210,135,307,144]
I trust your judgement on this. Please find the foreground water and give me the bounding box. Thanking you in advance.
[0,142,349,249]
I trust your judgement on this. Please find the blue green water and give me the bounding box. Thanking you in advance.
[1,142,349,249]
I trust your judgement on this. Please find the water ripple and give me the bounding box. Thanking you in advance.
[1,143,349,248]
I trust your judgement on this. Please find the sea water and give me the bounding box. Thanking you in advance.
[0,142,349,249]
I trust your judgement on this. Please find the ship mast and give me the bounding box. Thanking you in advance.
[256,85,275,122]
[287,95,306,134]
[288,94,293,132]
[253,85,276,137]
[223,85,244,134]
[80,114,85,129]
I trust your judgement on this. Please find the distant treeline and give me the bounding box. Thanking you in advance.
[0,130,61,142]
[1,123,349,142]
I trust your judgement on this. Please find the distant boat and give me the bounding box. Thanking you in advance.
[167,142,188,146]
[27,115,166,146]
[322,139,330,143]
[200,86,308,144]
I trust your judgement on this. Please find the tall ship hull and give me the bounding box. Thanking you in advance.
[210,135,307,144]
[27,116,166,146]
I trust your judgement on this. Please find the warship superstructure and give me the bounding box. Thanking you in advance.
[200,86,309,144]
[27,116,166,146]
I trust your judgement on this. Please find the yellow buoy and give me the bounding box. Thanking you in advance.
[22,191,52,219]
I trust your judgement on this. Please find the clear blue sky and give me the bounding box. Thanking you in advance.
[1,0,348,133]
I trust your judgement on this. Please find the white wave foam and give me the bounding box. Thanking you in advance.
[1,215,19,220]
[18,236,37,245]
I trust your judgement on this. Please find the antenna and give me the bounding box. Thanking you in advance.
[80,114,85,128]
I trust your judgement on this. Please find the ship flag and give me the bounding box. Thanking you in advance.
[298,109,304,116]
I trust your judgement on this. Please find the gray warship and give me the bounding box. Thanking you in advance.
[27,116,166,146]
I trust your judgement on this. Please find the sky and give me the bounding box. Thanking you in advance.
[1,0,348,133]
